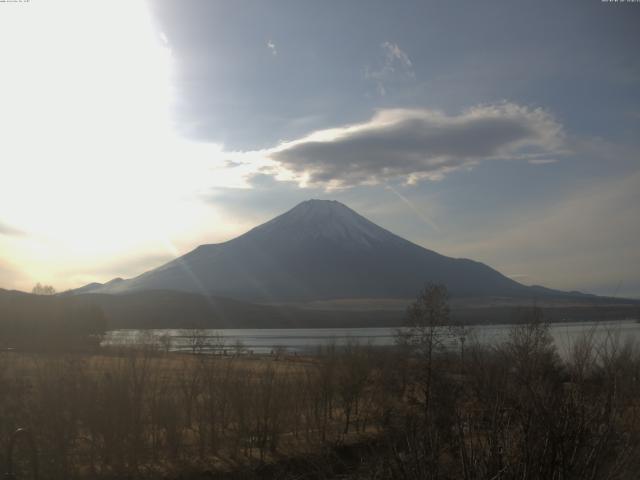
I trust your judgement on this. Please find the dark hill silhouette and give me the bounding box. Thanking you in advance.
[3,288,637,331]
[0,288,106,348]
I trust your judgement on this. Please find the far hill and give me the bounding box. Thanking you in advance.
[4,288,637,332]
[75,199,598,303]
[0,288,106,348]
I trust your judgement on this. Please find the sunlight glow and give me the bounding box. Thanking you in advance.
[0,0,248,289]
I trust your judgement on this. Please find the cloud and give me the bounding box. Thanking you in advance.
[0,220,24,236]
[527,158,558,165]
[205,173,325,220]
[224,159,247,168]
[267,40,277,56]
[365,41,415,96]
[269,103,565,188]
[382,41,412,69]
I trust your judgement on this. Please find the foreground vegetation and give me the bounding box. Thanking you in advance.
[1,287,640,479]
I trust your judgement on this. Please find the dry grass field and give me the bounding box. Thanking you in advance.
[0,343,392,479]
[3,312,640,479]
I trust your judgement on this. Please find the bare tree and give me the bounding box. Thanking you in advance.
[404,283,450,415]
[31,283,56,295]
[337,341,370,434]
[232,338,246,356]
[187,328,208,355]
[158,333,173,354]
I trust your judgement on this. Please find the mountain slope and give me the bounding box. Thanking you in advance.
[82,199,576,302]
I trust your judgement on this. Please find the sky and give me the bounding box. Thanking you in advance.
[0,0,639,298]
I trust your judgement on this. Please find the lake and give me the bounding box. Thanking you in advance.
[103,319,640,357]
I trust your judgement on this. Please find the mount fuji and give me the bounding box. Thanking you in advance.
[79,199,578,302]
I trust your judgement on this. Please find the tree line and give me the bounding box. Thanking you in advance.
[0,286,106,349]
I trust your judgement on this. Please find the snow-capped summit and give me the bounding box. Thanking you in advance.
[79,199,556,302]
[242,199,398,248]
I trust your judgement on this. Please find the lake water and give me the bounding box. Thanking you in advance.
[103,319,640,357]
